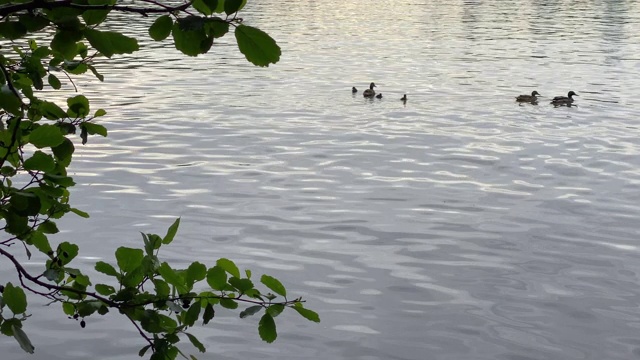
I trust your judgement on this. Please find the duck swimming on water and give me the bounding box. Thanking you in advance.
[400,94,407,102]
[376,93,383,99]
[551,91,578,106]
[516,91,540,103]
[363,82,376,98]
[352,87,358,93]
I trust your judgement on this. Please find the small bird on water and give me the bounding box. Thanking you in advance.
[363,82,376,98]
[352,87,358,93]
[551,91,578,106]
[516,90,541,103]
[376,93,383,99]
[400,94,407,102]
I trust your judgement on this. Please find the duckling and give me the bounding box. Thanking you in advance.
[516,90,540,103]
[400,94,407,102]
[376,93,383,99]
[551,91,578,106]
[352,87,358,93]
[363,82,376,98]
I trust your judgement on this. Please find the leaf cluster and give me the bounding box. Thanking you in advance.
[0,0,312,358]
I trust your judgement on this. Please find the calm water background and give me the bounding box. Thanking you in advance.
[4,1,640,359]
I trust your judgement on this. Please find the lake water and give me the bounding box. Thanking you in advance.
[4,1,640,359]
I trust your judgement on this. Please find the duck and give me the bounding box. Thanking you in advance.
[400,94,407,102]
[352,87,358,93]
[363,82,376,98]
[376,93,383,99]
[551,91,578,106]
[516,90,540,103]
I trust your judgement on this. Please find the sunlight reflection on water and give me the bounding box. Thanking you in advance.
[4,1,640,360]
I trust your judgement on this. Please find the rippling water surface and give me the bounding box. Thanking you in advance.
[4,1,640,359]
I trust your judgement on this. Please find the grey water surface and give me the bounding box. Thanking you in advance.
[4,1,640,359]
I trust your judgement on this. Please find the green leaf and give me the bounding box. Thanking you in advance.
[172,21,213,57]
[28,231,52,254]
[192,0,217,15]
[37,100,67,119]
[82,9,110,26]
[57,242,78,265]
[162,217,180,244]
[139,345,152,357]
[47,74,62,89]
[0,88,22,115]
[80,126,88,145]
[95,284,115,295]
[9,191,41,216]
[202,303,215,325]
[69,207,89,218]
[141,310,178,334]
[204,19,229,38]
[0,318,20,336]
[4,208,29,235]
[29,124,65,148]
[3,283,27,314]
[219,298,237,309]
[52,137,75,167]
[157,262,187,293]
[38,220,59,234]
[260,274,286,297]
[43,269,61,282]
[95,261,119,277]
[94,109,107,117]
[66,61,88,75]
[229,277,253,293]
[183,301,201,326]
[258,313,277,343]
[67,95,90,117]
[0,166,16,176]
[224,0,243,15]
[62,302,75,316]
[115,247,144,273]
[23,151,56,172]
[50,30,82,60]
[81,122,107,137]
[84,29,139,58]
[239,305,262,319]
[0,21,27,40]
[154,279,170,298]
[234,25,281,67]
[292,304,320,323]
[33,46,51,59]
[185,333,205,353]
[149,15,173,41]
[216,258,240,278]
[12,325,35,354]
[186,261,206,285]
[19,14,50,33]
[86,64,104,82]
[266,304,284,317]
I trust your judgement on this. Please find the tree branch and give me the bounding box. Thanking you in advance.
[0,0,194,18]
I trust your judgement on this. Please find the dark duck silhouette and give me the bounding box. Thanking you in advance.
[363,82,376,98]
[551,91,578,106]
[352,87,358,93]
[516,90,541,103]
